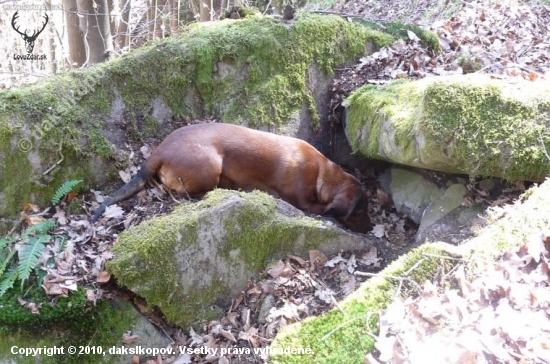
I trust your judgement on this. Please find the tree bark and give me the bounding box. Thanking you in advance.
[167,0,179,35]
[63,0,86,66]
[148,0,158,40]
[108,0,118,43]
[199,0,210,21]
[117,0,132,50]
[76,0,115,64]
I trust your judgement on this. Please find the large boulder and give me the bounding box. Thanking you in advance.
[270,178,550,363]
[106,189,375,328]
[378,167,476,244]
[344,75,550,182]
[0,14,393,228]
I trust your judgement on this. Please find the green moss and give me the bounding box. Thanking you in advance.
[0,139,106,217]
[345,80,423,160]
[352,20,440,51]
[220,191,334,272]
[462,180,550,262]
[105,13,392,128]
[270,244,457,363]
[106,203,196,326]
[0,296,142,364]
[0,14,393,219]
[345,76,550,181]
[422,80,550,180]
[0,287,89,328]
[107,189,339,328]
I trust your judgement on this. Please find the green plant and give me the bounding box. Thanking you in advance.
[0,220,57,297]
[51,179,82,205]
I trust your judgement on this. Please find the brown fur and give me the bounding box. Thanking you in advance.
[93,123,372,233]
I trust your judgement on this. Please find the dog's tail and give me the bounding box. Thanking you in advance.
[92,162,154,222]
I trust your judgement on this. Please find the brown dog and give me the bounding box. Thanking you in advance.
[92,123,372,233]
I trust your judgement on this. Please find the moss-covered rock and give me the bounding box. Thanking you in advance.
[0,292,168,364]
[269,243,459,363]
[107,189,375,328]
[269,178,550,363]
[0,14,393,224]
[344,74,550,181]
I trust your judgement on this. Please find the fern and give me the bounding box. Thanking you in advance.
[22,220,56,238]
[17,235,49,289]
[0,221,56,297]
[51,179,83,205]
[0,268,18,297]
[0,249,16,277]
[0,236,15,250]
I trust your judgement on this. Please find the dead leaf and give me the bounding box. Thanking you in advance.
[96,271,111,283]
[103,205,125,219]
[52,207,67,225]
[20,211,44,225]
[266,260,294,278]
[123,331,139,345]
[309,250,328,269]
[22,203,39,212]
[86,289,97,304]
[119,169,132,183]
[372,224,386,238]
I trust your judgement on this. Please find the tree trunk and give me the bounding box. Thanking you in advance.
[117,0,132,50]
[148,0,157,40]
[77,0,115,64]
[188,0,201,23]
[108,0,118,43]
[63,0,86,66]
[199,0,210,21]
[167,0,179,35]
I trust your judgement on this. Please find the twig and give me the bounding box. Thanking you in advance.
[423,253,466,261]
[320,315,364,341]
[355,271,422,292]
[8,207,51,235]
[330,294,345,314]
[86,329,99,349]
[309,10,386,28]
[403,258,425,276]
[43,141,64,176]
[8,218,24,236]
[538,130,550,162]
[354,271,412,281]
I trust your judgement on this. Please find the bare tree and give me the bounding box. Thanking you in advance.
[63,0,86,66]
[76,0,115,65]
[167,0,180,35]
[148,0,158,40]
[117,0,132,50]
[199,0,211,21]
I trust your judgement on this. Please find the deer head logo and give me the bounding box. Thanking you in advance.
[11,11,49,54]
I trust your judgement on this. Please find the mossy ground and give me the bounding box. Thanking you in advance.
[345,75,550,181]
[462,178,550,262]
[107,189,338,328]
[269,243,457,363]
[0,288,138,364]
[0,13,393,220]
[352,20,440,51]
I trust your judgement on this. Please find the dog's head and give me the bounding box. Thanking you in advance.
[341,193,372,233]
[324,179,372,233]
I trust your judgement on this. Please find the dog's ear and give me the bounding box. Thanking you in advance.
[324,195,357,220]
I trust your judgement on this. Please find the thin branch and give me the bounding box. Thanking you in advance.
[43,141,64,176]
